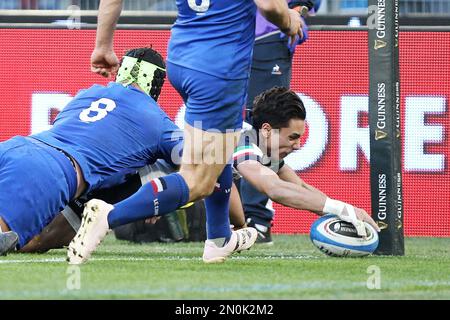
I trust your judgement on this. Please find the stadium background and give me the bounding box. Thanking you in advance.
[0,27,448,237]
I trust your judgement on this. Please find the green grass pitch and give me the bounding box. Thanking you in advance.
[0,235,449,299]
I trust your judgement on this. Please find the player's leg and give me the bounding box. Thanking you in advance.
[19,212,76,253]
[67,160,191,264]
[104,176,189,228]
[168,64,257,262]
[66,122,253,264]
[241,180,274,245]
[178,123,257,263]
[229,182,247,230]
[18,161,173,255]
[24,167,149,254]
[0,137,77,255]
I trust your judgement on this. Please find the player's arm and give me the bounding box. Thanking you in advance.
[276,164,379,233]
[91,0,123,77]
[279,163,380,234]
[237,160,326,213]
[278,164,326,197]
[277,164,326,214]
[254,0,304,40]
[237,160,380,236]
[96,0,122,51]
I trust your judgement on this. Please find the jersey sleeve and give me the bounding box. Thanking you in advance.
[232,133,264,168]
[277,159,286,171]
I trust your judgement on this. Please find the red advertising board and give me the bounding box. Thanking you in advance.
[0,29,448,236]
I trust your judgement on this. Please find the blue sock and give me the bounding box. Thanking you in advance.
[204,165,233,242]
[107,173,189,228]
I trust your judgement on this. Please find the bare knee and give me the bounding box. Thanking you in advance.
[180,170,217,201]
[189,178,217,201]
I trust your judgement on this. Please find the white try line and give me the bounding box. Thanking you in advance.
[0,254,318,264]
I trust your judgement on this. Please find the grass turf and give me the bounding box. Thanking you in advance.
[0,235,449,299]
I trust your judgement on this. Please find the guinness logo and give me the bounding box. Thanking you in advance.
[375,130,388,140]
[395,38,399,47]
[396,221,403,230]
[396,129,401,138]
[374,39,387,50]
[377,221,388,230]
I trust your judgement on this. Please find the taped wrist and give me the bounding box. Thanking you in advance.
[323,198,367,237]
[323,198,346,216]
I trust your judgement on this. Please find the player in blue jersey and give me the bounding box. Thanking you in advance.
[78,0,305,264]
[0,47,185,255]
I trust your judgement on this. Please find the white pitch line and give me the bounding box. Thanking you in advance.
[0,257,66,264]
[0,254,318,264]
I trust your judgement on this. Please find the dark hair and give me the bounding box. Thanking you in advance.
[119,47,166,101]
[252,87,306,130]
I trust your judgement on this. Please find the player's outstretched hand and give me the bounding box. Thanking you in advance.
[337,204,380,238]
[90,47,119,78]
[354,207,381,234]
[324,198,380,237]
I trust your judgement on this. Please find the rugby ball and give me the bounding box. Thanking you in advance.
[310,214,379,257]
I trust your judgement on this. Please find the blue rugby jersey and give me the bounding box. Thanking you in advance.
[32,82,183,192]
[167,0,257,80]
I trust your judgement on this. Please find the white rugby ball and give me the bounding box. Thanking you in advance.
[310,214,379,257]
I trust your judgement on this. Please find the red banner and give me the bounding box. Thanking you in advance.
[0,29,448,236]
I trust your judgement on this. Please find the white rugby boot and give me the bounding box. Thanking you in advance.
[202,227,258,263]
[67,199,113,265]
